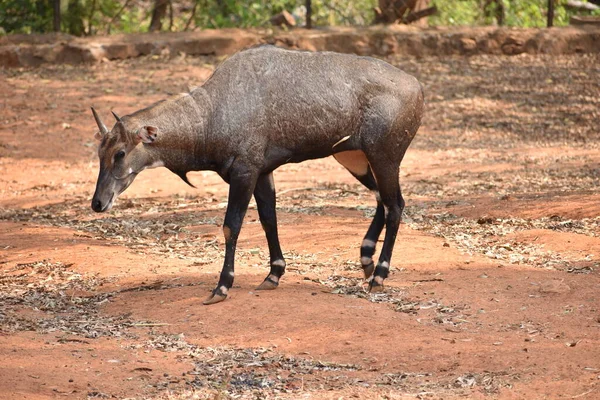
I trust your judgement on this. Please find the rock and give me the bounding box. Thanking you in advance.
[460,37,477,51]
[102,43,139,60]
[539,280,571,294]
[501,36,525,55]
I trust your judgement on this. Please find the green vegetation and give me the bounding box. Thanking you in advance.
[431,0,599,27]
[0,0,54,34]
[0,0,597,35]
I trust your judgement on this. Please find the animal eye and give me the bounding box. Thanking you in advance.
[114,150,125,161]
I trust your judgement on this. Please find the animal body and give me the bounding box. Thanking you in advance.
[91,45,424,304]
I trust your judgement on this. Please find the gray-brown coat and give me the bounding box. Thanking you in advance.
[91,45,424,304]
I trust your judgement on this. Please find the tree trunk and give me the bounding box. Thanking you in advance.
[168,0,174,31]
[484,0,505,26]
[306,0,312,29]
[383,0,415,24]
[410,0,431,27]
[404,6,436,25]
[87,0,97,35]
[53,0,61,32]
[548,0,554,27]
[373,0,434,25]
[184,0,198,31]
[149,0,169,32]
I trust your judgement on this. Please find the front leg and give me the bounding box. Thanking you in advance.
[203,167,258,305]
[254,172,286,290]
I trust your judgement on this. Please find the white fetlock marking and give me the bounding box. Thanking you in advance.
[361,256,372,266]
[374,276,384,285]
[381,261,390,269]
[271,259,285,268]
[267,274,279,283]
[219,286,229,295]
[228,270,234,277]
[362,238,376,249]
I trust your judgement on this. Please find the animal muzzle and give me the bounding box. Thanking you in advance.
[91,191,115,212]
[91,169,138,212]
[91,169,117,213]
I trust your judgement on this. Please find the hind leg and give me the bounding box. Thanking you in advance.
[336,95,419,292]
[367,160,404,293]
[333,150,386,279]
[354,170,386,279]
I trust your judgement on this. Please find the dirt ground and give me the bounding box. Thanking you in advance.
[1,48,599,399]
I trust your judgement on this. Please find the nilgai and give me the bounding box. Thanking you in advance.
[91,45,424,304]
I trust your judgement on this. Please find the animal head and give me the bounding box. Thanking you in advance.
[90,107,160,212]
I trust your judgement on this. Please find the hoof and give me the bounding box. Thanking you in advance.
[362,261,375,279]
[369,284,384,293]
[256,278,278,291]
[368,276,385,293]
[202,292,227,305]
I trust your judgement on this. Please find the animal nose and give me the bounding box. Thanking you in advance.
[92,199,103,212]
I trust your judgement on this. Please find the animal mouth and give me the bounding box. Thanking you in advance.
[103,173,135,211]
[101,193,116,212]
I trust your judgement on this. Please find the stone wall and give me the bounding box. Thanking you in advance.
[1,25,599,68]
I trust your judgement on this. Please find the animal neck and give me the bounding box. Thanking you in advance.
[128,89,211,173]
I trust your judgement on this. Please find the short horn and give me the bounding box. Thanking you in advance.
[91,107,108,135]
[111,110,121,122]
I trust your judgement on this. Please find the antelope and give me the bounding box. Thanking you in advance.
[91,45,424,305]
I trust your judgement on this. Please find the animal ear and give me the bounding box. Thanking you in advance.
[137,126,159,144]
